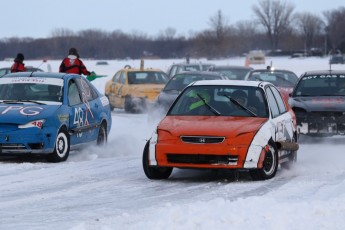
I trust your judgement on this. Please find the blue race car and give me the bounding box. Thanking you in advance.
[0,72,112,162]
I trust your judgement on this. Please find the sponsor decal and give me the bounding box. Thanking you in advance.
[0,77,63,85]
[58,114,69,122]
[311,98,344,104]
[100,96,109,106]
[11,77,46,83]
[0,106,43,116]
[302,74,345,80]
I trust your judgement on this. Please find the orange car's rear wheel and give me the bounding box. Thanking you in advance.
[250,142,278,180]
[142,140,173,179]
[281,134,298,170]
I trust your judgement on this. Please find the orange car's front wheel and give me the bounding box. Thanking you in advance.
[142,140,173,179]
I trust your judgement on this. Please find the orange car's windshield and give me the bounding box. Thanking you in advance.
[169,85,269,118]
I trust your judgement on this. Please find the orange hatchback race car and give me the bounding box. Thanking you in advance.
[143,80,299,180]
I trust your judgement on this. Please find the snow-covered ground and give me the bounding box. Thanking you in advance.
[1,56,345,230]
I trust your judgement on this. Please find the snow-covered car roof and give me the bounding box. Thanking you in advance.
[302,70,345,76]
[190,79,269,87]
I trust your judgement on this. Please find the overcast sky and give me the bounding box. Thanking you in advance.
[0,0,343,39]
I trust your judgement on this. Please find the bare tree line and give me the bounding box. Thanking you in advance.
[0,0,344,60]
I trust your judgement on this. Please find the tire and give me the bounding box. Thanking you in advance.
[281,135,298,170]
[142,140,173,179]
[250,142,278,180]
[97,122,107,146]
[124,96,133,113]
[46,128,70,162]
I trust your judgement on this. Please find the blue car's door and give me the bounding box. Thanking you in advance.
[67,78,93,144]
[75,77,102,140]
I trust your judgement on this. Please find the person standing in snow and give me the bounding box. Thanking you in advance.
[59,48,91,76]
[10,53,26,73]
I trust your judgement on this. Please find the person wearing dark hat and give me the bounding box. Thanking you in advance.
[59,48,91,76]
[10,53,26,73]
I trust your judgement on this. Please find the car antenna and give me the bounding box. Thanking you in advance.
[29,59,47,77]
[140,58,144,70]
[186,53,190,64]
[35,59,47,70]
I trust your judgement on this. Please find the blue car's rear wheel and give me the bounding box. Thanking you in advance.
[47,128,70,162]
[97,122,107,145]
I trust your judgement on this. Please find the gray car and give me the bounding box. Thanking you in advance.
[166,62,215,78]
[289,70,345,137]
[208,65,253,80]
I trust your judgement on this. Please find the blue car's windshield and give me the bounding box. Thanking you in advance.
[0,78,63,103]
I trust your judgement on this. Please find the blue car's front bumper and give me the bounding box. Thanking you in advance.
[0,127,56,155]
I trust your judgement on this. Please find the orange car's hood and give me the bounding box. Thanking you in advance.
[159,116,268,139]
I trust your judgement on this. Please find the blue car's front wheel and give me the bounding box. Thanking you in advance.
[46,128,70,162]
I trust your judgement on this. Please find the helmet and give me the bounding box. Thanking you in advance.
[48,85,61,95]
[15,53,24,62]
[231,90,247,106]
[68,48,79,58]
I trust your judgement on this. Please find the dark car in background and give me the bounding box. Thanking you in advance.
[329,55,344,64]
[245,67,299,101]
[289,70,345,137]
[208,65,253,80]
[0,66,44,77]
[166,62,215,78]
[150,71,227,120]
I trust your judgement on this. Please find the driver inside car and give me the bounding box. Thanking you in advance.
[231,90,257,114]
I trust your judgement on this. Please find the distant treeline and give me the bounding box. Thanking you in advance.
[1,1,344,60]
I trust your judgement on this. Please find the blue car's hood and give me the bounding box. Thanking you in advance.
[0,104,61,124]
[290,96,345,112]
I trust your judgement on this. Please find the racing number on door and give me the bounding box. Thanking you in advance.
[73,107,84,137]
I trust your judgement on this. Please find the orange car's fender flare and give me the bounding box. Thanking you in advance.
[244,121,272,169]
[147,131,158,166]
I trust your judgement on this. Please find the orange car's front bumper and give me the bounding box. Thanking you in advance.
[154,142,249,169]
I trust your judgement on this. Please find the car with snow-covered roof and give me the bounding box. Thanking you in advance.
[329,55,344,64]
[143,79,299,180]
[0,66,44,77]
[166,62,215,78]
[0,72,112,162]
[208,65,253,80]
[244,67,299,101]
